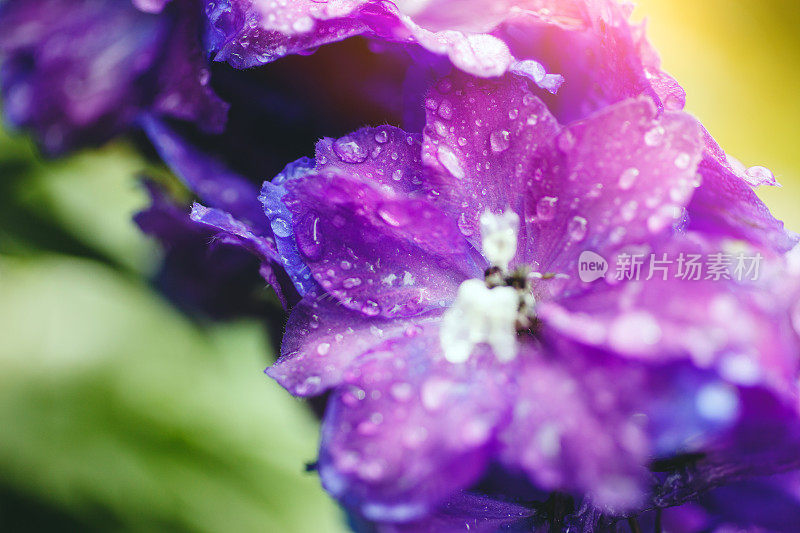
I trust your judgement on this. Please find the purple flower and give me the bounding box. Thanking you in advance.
[186,71,800,522]
[0,0,228,154]
[201,0,793,255]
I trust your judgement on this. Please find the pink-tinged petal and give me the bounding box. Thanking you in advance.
[499,341,652,512]
[538,236,800,399]
[267,292,442,397]
[682,128,796,253]
[687,155,797,254]
[420,75,702,273]
[520,97,702,274]
[318,325,511,521]
[283,169,481,318]
[420,72,560,253]
[502,1,681,122]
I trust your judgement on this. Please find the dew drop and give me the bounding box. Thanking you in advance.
[644,125,665,147]
[361,300,381,316]
[378,203,410,227]
[390,382,413,402]
[271,217,292,238]
[437,99,453,120]
[292,16,314,32]
[558,131,576,152]
[316,343,331,356]
[744,165,775,186]
[437,145,465,179]
[568,216,588,241]
[374,129,388,144]
[343,277,362,288]
[618,167,640,190]
[297,375,321,395]
[198,68,210,86]
[536,196,558,221]
[674,152,692,170]
[334,136,368,163]
[490,130,511,153]
[457,212,474,236]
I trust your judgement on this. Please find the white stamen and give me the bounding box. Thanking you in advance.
[440,279,519,363]
[480,209,520,271]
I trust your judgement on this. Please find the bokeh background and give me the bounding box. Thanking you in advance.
[0,1,799,531]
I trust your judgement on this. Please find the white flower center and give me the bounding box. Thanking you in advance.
[441,209,527,364]
[479,209,520,271]
[441,280,520,363]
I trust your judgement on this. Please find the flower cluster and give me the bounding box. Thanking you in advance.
[3,0,800,531]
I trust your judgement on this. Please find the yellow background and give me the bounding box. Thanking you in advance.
[635,0,800,230]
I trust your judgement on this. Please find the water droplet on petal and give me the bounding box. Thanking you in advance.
[568,216,588,241]
[374,129,388,144]
[361,300,381,316]
[536,196,558,221]
[644,125,665,147]
[437,99,453,120]
[297,375,322,395]
[334,136,368,163]
[421,378,451,410]
[558,131,576,152]
[390,382,413,401]
[271,217,292,238]
[675,152,692,170]
[343,277,362,288]
[437,145,465,179]
[618,167,640,190]
[490,130,511,153]
[198,68,211,86]
[378,203,410,227]
[292,16,314,32]
[457,212,475,236]
[744,165,776,186]
[696,383,739,422]
[316,343,331,355]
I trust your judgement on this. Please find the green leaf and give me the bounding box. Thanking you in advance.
[0,255,347,533]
